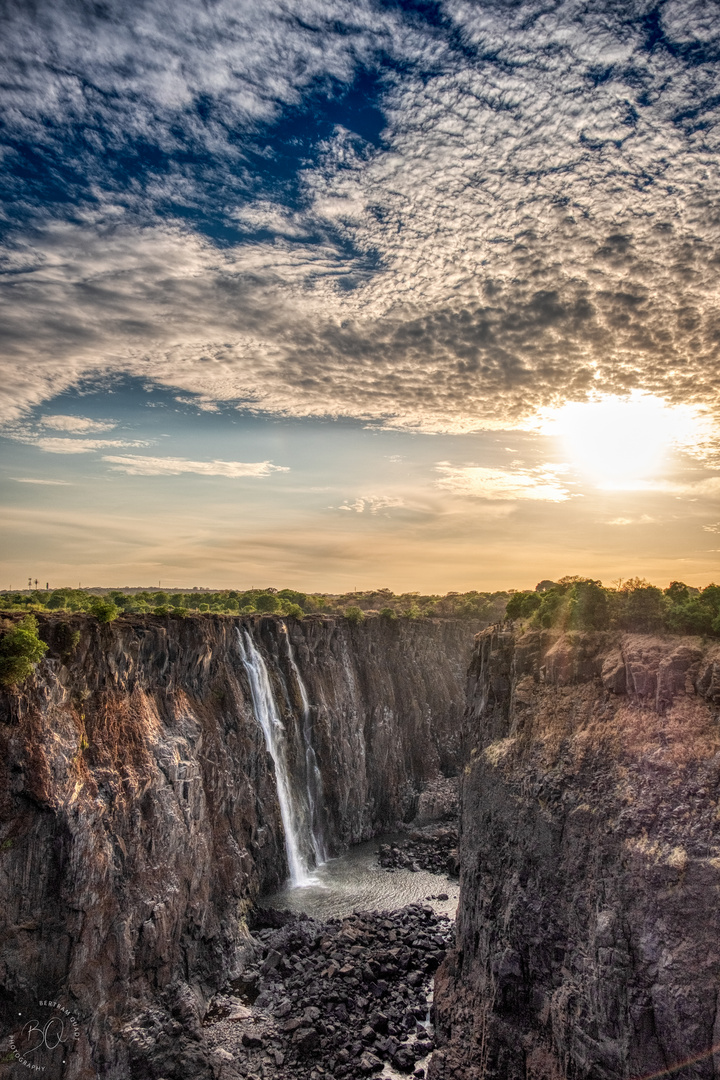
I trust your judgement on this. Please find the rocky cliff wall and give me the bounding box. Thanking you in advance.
[431,628,720,1080]
[0,613,472,1080]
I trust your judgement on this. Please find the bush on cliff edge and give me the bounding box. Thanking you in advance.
[0,615,48,686]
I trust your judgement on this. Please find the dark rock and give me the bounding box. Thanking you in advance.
[359,1050,383,1073]
[431,627,720,1080]
[241,1032,264,1048]
[292,1026,319,1051]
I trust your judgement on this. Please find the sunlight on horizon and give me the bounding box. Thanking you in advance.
[539,393,703,490]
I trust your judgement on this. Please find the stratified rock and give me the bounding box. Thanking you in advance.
[430,628,720,1080]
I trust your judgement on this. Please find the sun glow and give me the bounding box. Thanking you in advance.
[539,393,702,490]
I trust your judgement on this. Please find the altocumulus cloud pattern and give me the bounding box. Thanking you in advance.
[1,0,719,434]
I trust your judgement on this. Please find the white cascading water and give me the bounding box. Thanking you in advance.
[280,622,327,866]
[236,627,312,886]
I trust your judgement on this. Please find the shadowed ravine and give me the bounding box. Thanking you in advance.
[1,617,718,1079]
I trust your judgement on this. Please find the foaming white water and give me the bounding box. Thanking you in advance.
[280,621,328,866]
[259,834,460,921]
[237,627,313,887]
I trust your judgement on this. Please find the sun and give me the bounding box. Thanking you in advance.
[539,392,701,490]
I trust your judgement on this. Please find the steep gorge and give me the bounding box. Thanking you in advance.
[0,613,471,1080]
[431,627,720,1080]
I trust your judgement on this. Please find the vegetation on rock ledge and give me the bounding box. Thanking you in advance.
[0,615,48,686]
[505,576,720,635]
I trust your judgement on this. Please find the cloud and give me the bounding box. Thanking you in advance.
[607,515,657,526]
[703,522,720,533]
[435,463,573,502]
[11,477,71,485]
[101,455,289,477]
[30,438,151,454]
[0,1,720,444]
[41,415,116,433]
[337,495,406,513]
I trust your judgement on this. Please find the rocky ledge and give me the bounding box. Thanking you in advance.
[378,823,459,878]
[197,904,454,1080]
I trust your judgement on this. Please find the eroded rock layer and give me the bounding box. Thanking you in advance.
[0,613,472,1079]
[431,628,720,1080]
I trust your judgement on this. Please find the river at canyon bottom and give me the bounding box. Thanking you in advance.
[258,833,459,921]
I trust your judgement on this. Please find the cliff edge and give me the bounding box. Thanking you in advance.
[0,613,471,1080]
[431,627,720,1080]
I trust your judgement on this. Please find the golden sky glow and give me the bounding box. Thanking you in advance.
[540,394,705,491]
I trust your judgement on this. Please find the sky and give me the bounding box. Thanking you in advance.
[1,0,720,591]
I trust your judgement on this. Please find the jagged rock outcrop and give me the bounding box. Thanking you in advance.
[0,613,472,1080]
[431,628,720,1080]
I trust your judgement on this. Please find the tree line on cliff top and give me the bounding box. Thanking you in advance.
[1,578,719,687]
[0,587,509,624]
[505,577,720,636]
[1,581,720,635]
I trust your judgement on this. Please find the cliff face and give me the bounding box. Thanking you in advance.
[0,613,472,1080]
[431,628,720,1080]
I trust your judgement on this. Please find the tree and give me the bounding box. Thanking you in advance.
[568,580,609,630]
[505,591,541,620]
[620,583,666,632]
[0,616,48,686]
[255,592,280,613]
[665,581,690,604]
[345,606,364,624]
[282,603,304,619]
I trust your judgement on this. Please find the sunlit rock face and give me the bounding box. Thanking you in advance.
[431,628,720,1080]
[0,613,471,1080]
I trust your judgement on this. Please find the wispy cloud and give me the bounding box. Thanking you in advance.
[607,516,657,526]
[435,463,573,502]
[11,477,72,485]
[31,438,151,455]
[102,455,289,477]
[41,415,116,433]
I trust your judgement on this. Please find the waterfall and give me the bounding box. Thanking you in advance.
[280,622,328,866]
[236,627,312,886]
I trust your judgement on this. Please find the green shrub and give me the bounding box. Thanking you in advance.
[0,615,48,686]
[283,603,304,619]
[89,598,120,623]
[153,605,169,616]
[345,606,364,624]
[380,607,396,621]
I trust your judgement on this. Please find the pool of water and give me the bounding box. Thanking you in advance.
[258,833,459,921]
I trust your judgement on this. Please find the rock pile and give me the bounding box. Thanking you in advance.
[377,825,459,877]
[204,904,454,1079]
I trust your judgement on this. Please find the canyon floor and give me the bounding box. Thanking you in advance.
[195,825,460,1080]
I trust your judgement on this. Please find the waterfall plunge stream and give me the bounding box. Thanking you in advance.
[280,621,328,866]
[237,626,325,887]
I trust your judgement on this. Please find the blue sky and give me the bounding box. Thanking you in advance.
[1,0,720,589]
